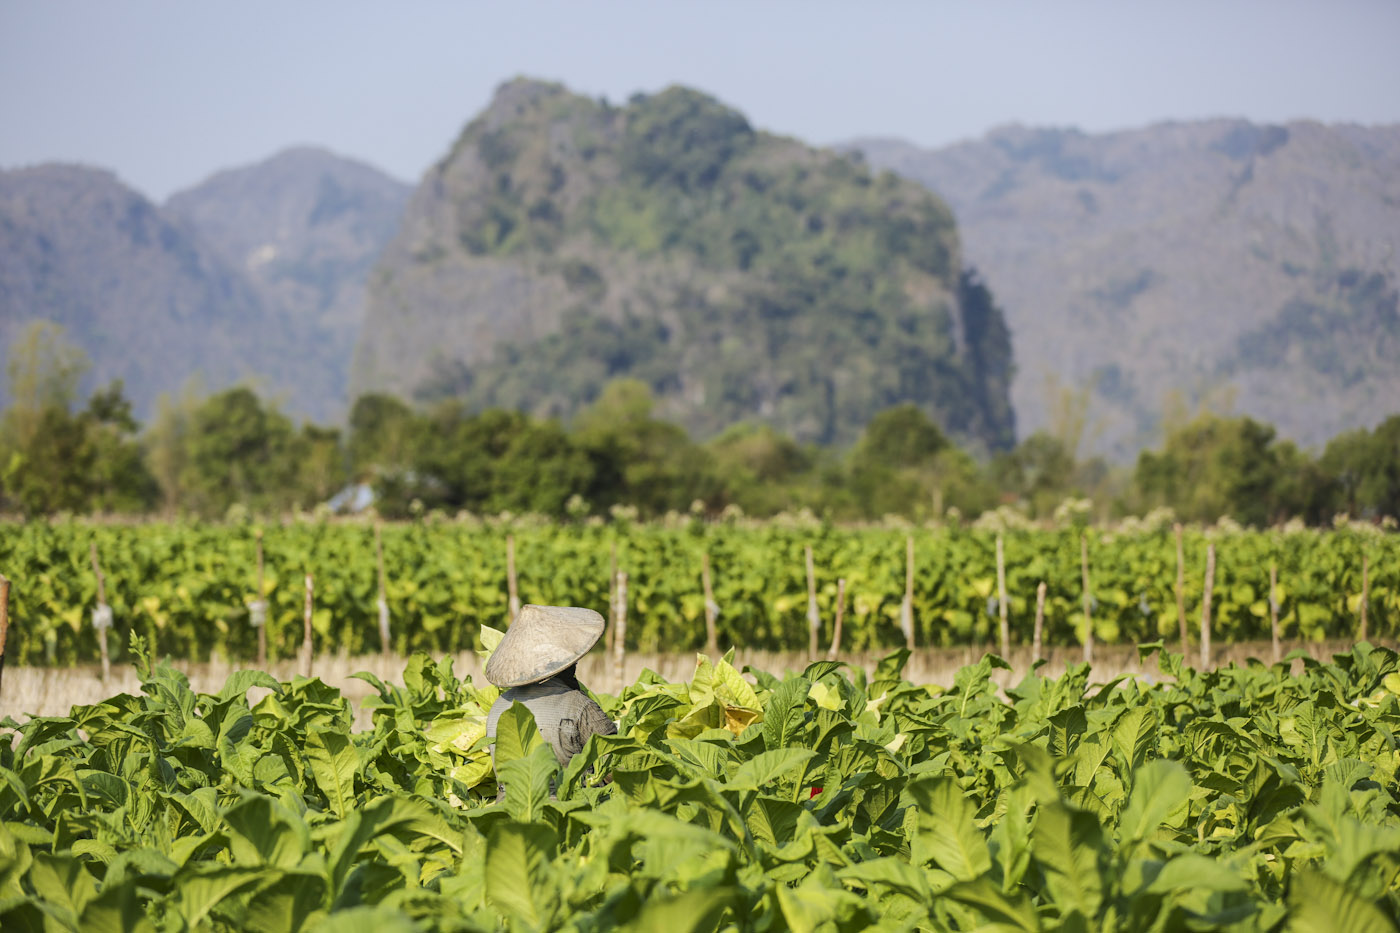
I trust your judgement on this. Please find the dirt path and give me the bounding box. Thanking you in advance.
[0,638,1374,731]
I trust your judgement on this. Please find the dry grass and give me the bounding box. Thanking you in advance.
[0,639,1367,732]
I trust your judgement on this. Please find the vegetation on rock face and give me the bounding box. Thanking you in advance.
[3,640,1400,929]
[353,79,1014,452]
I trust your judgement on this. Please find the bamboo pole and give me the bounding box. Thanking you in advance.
[826,578,847,661]
[1200,542,1216,669]
[903,535,916,650]
[1174,523,1188,648]
[255,529,267,666]
[612,571,628,691]
[506,534,520,623]
[701,552,718,656]
[805,545,820,661]
[1269,561,1280,664]
[0,574,10,698]
[1080,534,1093,665]
[1032,581,1046,665]
[1359,553,1369,643]
[90,541,111,681]
[375,523,391,655]
[300,573,314,679]
[996,534,1010,657]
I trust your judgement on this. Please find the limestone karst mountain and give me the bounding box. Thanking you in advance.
[0,151,410,422]
[351,78,1015,451]
[852,121,1400,460]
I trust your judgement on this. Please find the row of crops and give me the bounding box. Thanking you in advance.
[2,638,1398,929]
[0,521,1395,666]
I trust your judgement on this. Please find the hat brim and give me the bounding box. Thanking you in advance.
[484,604,606,687]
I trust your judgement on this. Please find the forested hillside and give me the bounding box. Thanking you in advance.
[855,120,1400,460]
[352,78,1015,451]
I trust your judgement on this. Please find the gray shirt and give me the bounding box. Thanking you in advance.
[485,677,617,768]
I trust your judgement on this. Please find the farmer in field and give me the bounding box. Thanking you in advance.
[484,604,616,789]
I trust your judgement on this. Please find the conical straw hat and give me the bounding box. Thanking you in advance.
[484,604,606,687]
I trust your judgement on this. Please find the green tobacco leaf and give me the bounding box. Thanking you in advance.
[943,875,1040,932]
[745,796,804,846]
[730,748,815,789]
[1118,759,1191,847]
[216,669,281,703]
[498,743,560,823]
[305,729,360,818]
[173,865,266,930]
[763,677,809,751]
[1031,802,1104,921]
[242,870,327,933]
[1111,706,1157,775]
[485,821,558,931]
[222,795,309,869]
[1287,870,1398,933]
[493,702,546,766]
[26,853,97,927]
[619,886,736,933]
[907,776,992,881]
[305,905,418,933]
[1145,854,1249,894]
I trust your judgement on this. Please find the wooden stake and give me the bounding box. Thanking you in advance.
[1032,581,1046,665]
[375,523,391,655]
[701,552,718,656]
[996,534,1010,657]
[903,535,916,649]
[300,573,314,679]
[1200,542,1216,669]
[1174,523,1188,648]
[1359,552,1370,643]
[506,534,520,623]
[90,541,111,681]
[0,574,10,698]
[1269,561,1280,664]
[1080,534,1093,664]
[805,545,820,660]
[256,529,267,666]
[826,578,847,661]
[612,571,628,691]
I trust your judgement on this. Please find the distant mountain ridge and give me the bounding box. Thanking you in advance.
[165,147,411,418]
[351,78,1015,450]
[0,150,410,422]
[851,119,1400,459]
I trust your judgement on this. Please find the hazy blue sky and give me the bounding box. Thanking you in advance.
[4,1,1398,201]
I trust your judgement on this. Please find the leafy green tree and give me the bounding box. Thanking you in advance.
[846,404,962,519]
[180,387,300,516]
[83,381,159,513]
[407,404,593,517]
[991,431,1078,517]
[1135,413,1295,525]
[0,324,156,515]
[293,423,347,508]
[706,421,820,516]
[575,379,721,515]
[347,393,419,479]
[1317,415,1400,520]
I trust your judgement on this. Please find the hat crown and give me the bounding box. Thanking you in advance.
[484,604,605,687]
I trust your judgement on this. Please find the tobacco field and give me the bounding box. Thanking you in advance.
[2,635,1399,931]
[0,521,1395,666]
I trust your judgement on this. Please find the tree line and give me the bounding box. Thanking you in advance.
[1,322,1396,525]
